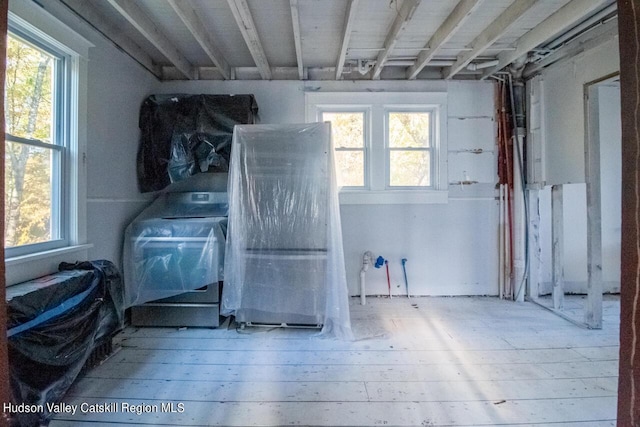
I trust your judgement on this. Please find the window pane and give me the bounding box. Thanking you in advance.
[5,35,55,143]
[322,112,364,148]
[389,112,430,148]
[389,150,430,187]
[5,141,55,247]
[334,150,364,187]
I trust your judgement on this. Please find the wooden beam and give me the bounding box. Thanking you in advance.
[59,0,162,78]
[551,184,564,310]
[617,0,640,421]
[481,0,609,79]
[226,0,271,80]
[289,0,304,80]
[0,1,10,423]
[371,0,421,80]
[106,0,195,79]
[443,0,537,79]
[168,0,231,80]
[584,84,603,329]
[335,0,360,79]
[407,0,482,80]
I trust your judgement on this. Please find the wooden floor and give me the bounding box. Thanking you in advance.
[51,297,620,426]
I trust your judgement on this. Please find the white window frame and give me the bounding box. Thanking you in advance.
[5,28,69,257]
[318,106,371,190]
[384,107,438,190]
[5,1,92,285]
[306,92,448,204]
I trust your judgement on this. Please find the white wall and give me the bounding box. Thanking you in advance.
[599,84,622,288]
[160,79,499,296]
[534,40,621,294]
[541,37,619,186]
[83,33,159,269]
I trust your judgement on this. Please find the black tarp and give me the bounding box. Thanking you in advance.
[7,260,124,427]
[137,94,258,192]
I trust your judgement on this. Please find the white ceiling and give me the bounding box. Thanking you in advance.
[59,0,618,81]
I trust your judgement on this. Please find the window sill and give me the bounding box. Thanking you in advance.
[338,190,448,205]
[6,244,94,267]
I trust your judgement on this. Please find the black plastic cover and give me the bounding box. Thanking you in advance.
[137,94,258,192]
[6,260,124,427]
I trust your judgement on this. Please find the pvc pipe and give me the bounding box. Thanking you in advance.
[467,60,499,71]
[360,251,373,305]
[513,131,527,302]
[499,184,505,299]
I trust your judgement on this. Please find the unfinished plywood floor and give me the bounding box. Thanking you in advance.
[50,297,619,426]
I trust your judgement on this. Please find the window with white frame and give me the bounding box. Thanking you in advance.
[307,92,447,203]
[386,110,433,188]
[4,20,73,257]
[320,110,367,188]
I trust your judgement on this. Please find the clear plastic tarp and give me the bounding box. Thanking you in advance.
[123,192,227,307]
[221,123,353,340]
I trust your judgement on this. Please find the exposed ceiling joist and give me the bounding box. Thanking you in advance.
[407,0,483,80]
[106,0,196,80]
[443,0,537,79]
[60,0,162,78]
[289,0,304,80]
[335,0,360,80]
[481,0,611,79]
[167,0,231,80]
[226,0,272,80]
[523,16,618,79]
[371,0,421,80]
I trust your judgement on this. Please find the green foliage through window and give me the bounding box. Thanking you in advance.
[322,112,365,187]
[4,34,58,248]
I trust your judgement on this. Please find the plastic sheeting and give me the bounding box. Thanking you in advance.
[123,192,227,307]
[137,94,258,192]
[221,123,353,340]
[7,260,123,427]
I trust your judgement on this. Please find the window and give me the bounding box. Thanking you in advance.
[307,92,447,204]
[320,111,367,188]
[5,31,67,257]
[387,111,432,188]
[3,1,91,285]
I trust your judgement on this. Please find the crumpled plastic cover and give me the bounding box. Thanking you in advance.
[123,193,227,307]
[221,123,353,340]
[137,94,258,192]
[7,260,124,427]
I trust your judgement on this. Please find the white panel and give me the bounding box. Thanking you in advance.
[448,117,495,151]
[448,152,496,184]
[598,84,621,284]
[562,183,587,282]
[542,38,620,185]
[447,81,495,117]
[340,200,499,296]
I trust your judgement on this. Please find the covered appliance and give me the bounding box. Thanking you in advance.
[123,192,228,327]
[221,123,353,339]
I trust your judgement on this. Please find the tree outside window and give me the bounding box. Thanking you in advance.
[321,112,365,188]
[4,33,61,249]
[388,112,431,187]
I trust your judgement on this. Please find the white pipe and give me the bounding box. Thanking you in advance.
[360,251,373,305]
[504,184,512,299]
[513,132,526,302]
[499,184,505,300]
[467,60,499,71]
